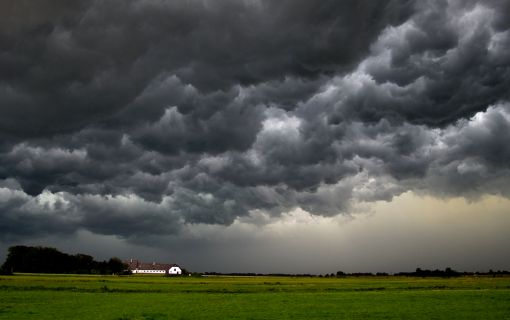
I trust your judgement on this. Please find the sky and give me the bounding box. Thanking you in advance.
[0,0,509,273]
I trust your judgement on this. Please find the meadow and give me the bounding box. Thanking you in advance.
[0,274,509,319]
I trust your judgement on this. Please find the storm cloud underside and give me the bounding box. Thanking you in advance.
[1,0,510,250]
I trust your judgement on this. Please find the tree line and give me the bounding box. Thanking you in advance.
[0,245,127,275]
[334,268,510,278]
[202,267,510,278]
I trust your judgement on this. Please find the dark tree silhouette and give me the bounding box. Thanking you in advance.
[0,246,128,275]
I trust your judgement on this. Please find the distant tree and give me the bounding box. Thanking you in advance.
[0,246,69,273]
[445,267,455,278]
[73,254,94,274]
[107,257,127,274]
[0,245,129,275]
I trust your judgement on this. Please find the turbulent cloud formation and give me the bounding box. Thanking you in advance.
[1,0,509,242]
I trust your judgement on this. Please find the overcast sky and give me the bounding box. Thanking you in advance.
[1,0,509,273]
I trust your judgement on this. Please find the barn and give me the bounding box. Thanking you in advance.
[124,259,182,275]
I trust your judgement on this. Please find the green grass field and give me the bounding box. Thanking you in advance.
[1,274,509,319]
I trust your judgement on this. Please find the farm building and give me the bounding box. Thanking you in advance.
[124,259,182,275]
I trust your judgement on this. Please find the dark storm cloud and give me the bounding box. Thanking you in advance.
[0,0,412,137]
[1,0,509,241]
[0,187,77,240]
[338,0,510,126]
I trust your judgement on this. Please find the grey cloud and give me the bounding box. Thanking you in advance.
[444,105,510,168]
[421,104,510,198]
[323,0,510,126]
[0,187,183,241]
[77,194,182,237]
[366,2,510,125]
[1,0,509,242]
[0,188,78,241]
[0,0,412,137]
[1,104,509,240]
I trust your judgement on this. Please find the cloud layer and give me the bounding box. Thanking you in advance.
[1,0,509,241]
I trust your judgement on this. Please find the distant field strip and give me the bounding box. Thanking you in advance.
[1,275,509,319]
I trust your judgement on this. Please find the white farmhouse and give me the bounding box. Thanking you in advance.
[124,259,182,275]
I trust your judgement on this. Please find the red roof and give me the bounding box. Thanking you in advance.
[124,259,180,271]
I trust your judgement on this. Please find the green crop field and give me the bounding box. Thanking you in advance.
[1,274,509,319]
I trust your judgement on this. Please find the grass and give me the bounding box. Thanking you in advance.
[0,274,509,319]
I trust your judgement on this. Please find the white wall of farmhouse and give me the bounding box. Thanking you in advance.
[169,267,182,275]
[132,269,166,274]
[131,267,182,275]
[125,259,183,275]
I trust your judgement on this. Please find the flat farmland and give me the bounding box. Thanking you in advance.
[1,274,509,319]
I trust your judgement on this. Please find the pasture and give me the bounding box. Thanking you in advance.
[0,274,509,319]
